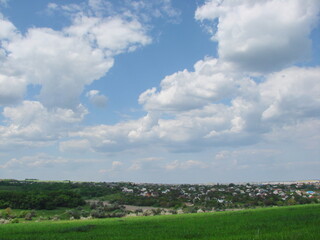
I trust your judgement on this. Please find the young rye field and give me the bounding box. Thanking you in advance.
[0,204,319,240]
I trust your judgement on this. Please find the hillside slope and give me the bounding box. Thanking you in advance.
[0,204,319,240]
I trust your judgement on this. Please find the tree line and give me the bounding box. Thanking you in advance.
[0,191,85,210]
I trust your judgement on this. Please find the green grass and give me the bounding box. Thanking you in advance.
[0,204,319,240]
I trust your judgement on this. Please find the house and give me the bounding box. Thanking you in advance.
[122,187,134,193]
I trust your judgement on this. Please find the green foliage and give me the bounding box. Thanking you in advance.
[89,204,126,219]
[0,190,85,210]
[24,212,33,221]
[151,208,162,215]
[10,218,19,224]
[90,208,105,218]
[66,210,81,219]
[182,206,198,213]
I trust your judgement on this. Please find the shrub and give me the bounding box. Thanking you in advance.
[170,209,178,214]
[134,208,143,214]
[18,211,28,218]
[151,208,162,215]
[81,210,90,217]
[90,208,106,218]
[24,213,33,221]
[10,218,19,224]
[66,210,81,219]
[52,215,60,221]
[106,210,126,218]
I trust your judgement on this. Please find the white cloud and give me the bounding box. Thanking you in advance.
[0,3,151,110]
[0,16,18,40]
[70,119,141,152]
[69,64,320,154]
[165,160,208,171]
[112,161,123,167]
[99,161,123,174]
[3,27,113,109]
[263,118,320,151]
[195,0,320,72]
[0,153,68,169]
[139,58,240,112]
[47,3,58,11]
[0,153,101,170]
[260,67,320,122]
[86,90,108,107]
[66,15,151,56]
[0,74,25,105]
[1,1,318,182]
[1,101,87,143]
[128,157,163,171]
[59,139,92,153]
[86,0,181,23]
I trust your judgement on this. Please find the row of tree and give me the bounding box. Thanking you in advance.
[0,191,85,210]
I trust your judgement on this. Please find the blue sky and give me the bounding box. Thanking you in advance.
[0,0,319,183]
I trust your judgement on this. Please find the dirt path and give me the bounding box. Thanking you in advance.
[86,200,167,212]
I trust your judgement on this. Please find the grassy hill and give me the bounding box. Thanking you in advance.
[0,204,319,240]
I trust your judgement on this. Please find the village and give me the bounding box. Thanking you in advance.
[113,180,320,213]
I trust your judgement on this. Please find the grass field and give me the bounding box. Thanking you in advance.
[0,204,319,240]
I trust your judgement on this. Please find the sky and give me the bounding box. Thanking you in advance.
[0,0,319,184]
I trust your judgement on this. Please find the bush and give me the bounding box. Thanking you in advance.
[106,210,126,218]
[183,206,198,213]
[10,218,19,224]
[90,208,106,218]
[104,204,125,212]
[134,208,143,214]
[39,216,47,221]
[66,210,81,219]
[52,215,60,221]
[24,213,33,221]
[30,210,37,217]
[151,208,162,215]
[18,211,28,218]
[170,209,177,214]
[81,210,90,217]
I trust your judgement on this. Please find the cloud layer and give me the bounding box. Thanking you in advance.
[0,0,319,182]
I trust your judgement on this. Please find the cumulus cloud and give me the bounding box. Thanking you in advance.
[65,15,151,56]
[4,27,113,109]
[139,58,240,112]
[86,90,108,107]
[0,0,152,150]
[1,101,87,144]
[195,0,320,72]
[0,74,26,105]
[260,67,320,122]
[0,0,152,110]
[67,63,320,154]
[0,16,18,40]
[0,0,319,181]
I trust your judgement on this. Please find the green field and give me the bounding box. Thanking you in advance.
[0,204,319,240]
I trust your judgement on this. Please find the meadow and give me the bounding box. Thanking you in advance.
[0,204,319,240]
